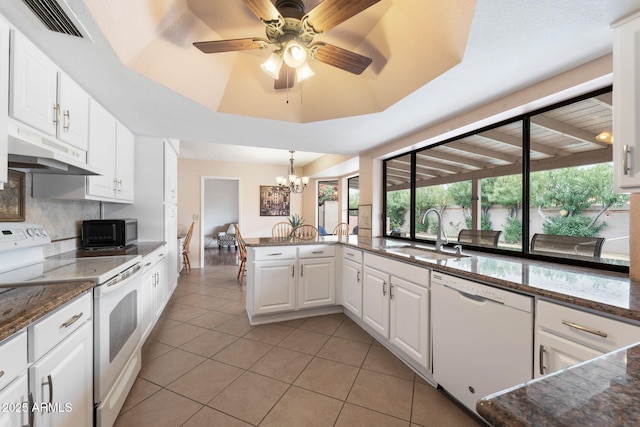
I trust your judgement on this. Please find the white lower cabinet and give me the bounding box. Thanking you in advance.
[249,245,337,319]
[0,375,30,427]
[29,319,93,427]
[140,247,167,342]
[362,253,430,370]
[389,276,429,368]
[299,257,335,309]
[341,248,363,318]
[0,330,29,427]
[254,259,297,314]
[362,266,390,337]
[535,300,640,377]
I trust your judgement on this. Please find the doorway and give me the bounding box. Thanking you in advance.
[318,180,338,235]
[200,177,240,267]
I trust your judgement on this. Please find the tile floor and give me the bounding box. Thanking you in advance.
[115,259,483,427]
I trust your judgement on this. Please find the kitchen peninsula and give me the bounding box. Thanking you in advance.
[244,236,640,425]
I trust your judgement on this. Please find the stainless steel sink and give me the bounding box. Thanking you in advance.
[385,246,468,260]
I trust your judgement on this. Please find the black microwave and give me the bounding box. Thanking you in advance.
[82,219,138,248]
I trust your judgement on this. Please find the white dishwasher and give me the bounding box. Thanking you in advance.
[431,271,533,414]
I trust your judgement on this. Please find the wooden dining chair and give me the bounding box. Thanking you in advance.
[272,221,294,238]
[332,222,350,238]
[182,222,195,274]
[295,224,318,240]
[234,224,247,280]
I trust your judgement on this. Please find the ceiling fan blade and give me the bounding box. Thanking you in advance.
[313,43,372,75]
[274,64,295,90]
[193,38,268,54]
[242,0,283,23]
[304,0,381,33]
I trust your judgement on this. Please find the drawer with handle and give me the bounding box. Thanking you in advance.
[342,247,363,263]
[253,246,297,261]
[0,330,27,391]
[537,300,640,352]
[298,245,336,259]
[28,291,92,362]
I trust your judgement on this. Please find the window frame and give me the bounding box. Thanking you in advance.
[382,85,626,273]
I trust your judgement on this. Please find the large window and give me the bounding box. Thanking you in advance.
[383,87,627,271]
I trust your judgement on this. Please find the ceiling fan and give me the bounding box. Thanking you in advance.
[193,0,380,89]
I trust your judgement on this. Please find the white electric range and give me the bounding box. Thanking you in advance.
[0,222,143,427]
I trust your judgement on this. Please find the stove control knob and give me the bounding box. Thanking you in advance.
[26,228,35,237]
[34,229,41,237]
[41,229,49,237]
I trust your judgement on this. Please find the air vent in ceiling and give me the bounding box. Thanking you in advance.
[21,0,83,37]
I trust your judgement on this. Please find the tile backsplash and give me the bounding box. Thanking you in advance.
[23,173,101,255]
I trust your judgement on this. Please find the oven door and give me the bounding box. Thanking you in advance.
[93,264,142,403]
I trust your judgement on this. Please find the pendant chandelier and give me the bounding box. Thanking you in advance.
[276,150,309,193]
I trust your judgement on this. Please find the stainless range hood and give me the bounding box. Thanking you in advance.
[7,118,102,175]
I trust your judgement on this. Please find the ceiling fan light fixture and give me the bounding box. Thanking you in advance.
[261,52,283,79]
[283,40,307,68]
[295,62,315,82]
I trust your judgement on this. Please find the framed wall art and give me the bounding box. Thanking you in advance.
[0,170,26,221]
[260,186,290,216]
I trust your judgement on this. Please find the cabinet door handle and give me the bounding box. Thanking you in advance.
[346,252,355,257]
[118,179,123,192]
[292,265,295,277]
[561,320,608,338]
[382,280,387,296]
[27,392,34,427]
[45,374,53,405]
[60,312,83,329]
[301,265,304,277]
[623,144,631,175]
[267,252,283,256]
[0,370,3,379]
[52,104,60,125]
[357,271,360,282]
[539,344,546,375]
[113,178,118,191]
[63,110,71,131]
[390,284,394,299]
[312,251,324,254]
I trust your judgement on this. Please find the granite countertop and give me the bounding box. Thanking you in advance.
[243,236,343,247]
[246,235,640,323]
[0,241,165,343]
[477,343,640,426]
[0,281,93,342]
[64,241,165,259]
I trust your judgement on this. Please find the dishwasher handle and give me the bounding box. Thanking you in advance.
[444,284,489,303]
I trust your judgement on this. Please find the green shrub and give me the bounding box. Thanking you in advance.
[542,215,605,237]
[503,217,522,244]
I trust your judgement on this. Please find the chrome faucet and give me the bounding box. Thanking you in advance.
[420,208,448,251]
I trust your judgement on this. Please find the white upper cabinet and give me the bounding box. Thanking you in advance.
[9,30,57,136]
[613,11,640,192]
[0,16,9,187]
[57,72,90,150]
[86,99,117,198]
[115,121,134,201]
[9,30,89,151]
[33,99,135,203]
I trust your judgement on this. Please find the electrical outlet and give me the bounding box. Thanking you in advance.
[192,214,199,221]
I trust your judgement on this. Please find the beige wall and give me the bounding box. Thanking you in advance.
[179,158,355,268]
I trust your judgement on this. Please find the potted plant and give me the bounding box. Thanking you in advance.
[288,214,304,237]
[288,214,305,228]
